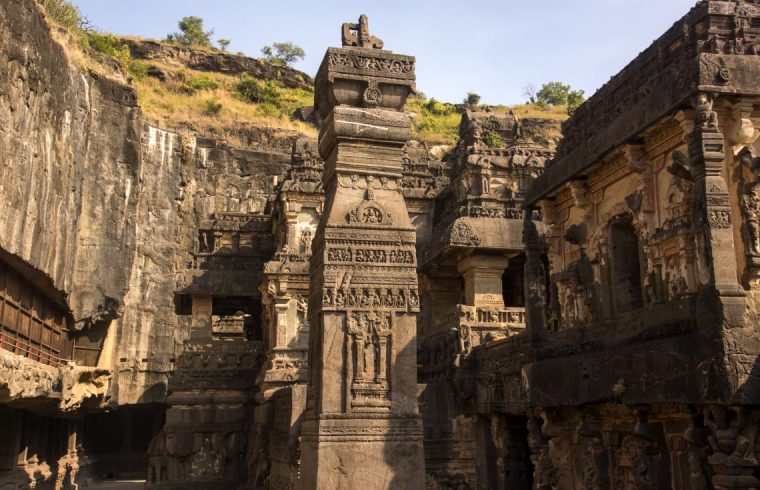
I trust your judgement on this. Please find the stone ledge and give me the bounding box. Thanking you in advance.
[0,349,111,411]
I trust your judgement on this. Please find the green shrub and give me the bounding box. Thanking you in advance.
[464,92,481,106]
[87,33,131,68]
[424,98,455,116]
[203,98,223,116]
[128,61,150,81]
[186,75,219,91]
[38,0,83,31]
[255,103,281,117]
[483,131,505,148]
[235,76,279,106]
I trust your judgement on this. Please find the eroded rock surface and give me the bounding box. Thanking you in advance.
[123,38,313,90]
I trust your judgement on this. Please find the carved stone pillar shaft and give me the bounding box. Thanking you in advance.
[299,16,425,489]
[682,97,746,329]
[457,254,510,308]
[523,212,548,344]
[190,295,212,340]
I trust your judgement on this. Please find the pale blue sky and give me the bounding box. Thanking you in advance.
[70,0,698,105]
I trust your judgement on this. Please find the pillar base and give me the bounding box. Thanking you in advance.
[299,415,425,490]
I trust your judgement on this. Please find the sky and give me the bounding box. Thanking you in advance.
[70,0,698,106]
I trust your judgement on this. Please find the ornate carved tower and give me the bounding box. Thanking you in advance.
[299,15,425,489]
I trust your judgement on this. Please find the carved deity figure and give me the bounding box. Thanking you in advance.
[696,94,719,130]
[363,336,377,378]
[704,406,757,462]
[743,182,760,254]
[740,147,760,256]
[683,414,711,490]
[664,258,689,300]
[576,251,601,323]
[582,445,600,490]
[527,416,559,490]
[299,229,314,254]
[191,437,222,478]
[632,454,654,490]
[341,14,384,49]
[454,324,472,354]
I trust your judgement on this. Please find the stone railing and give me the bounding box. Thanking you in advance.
[470,306,526,329]
[418,305,526,380]
[169,339,264,391]
[261,348,308,385]
[211,315,247,338]
[457,305,526,348]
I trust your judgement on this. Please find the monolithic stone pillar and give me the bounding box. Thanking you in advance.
[680,97,746,315]
[299,15,425,490]
[522,211,548,344]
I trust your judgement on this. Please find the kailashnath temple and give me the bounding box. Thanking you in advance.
[3,0,760,488]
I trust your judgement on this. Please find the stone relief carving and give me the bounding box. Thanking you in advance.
[347,188,394,225]
[704,406,760,488]
[740,146,760,257]
[448,222,481,246]
[347,311,392,409]
[683,412,712,490]
[527,414,559,490]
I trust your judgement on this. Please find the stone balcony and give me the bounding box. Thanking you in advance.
[456,304,526,350]
[211,315,248,339]
[0,348,111,411]
[419,305,525,380]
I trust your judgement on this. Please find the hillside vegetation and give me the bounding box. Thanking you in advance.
[407,97,567,145]
[129,61,317,138]
[36,0,568,146]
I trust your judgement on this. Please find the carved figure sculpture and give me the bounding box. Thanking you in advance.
[740,147,760,256]
[696,94,719,130]
[667,150,694,182]
[683,414,711,490]
[705,406,756,461]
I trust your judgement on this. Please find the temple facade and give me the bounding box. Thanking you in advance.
[5,1,760,489]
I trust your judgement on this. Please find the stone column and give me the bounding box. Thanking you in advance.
[523,212,548,344]
[299,15,425,489]
[679,96,746,329]
[458,254,510,308]
[190,295,213,340]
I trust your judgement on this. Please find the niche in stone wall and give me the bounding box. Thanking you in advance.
[610,218,644,313]
[212,296,262,340]
[502,253,526,307]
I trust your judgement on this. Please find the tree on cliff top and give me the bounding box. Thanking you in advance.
[167,16,214,47]
[261,42,305,66]
[536,81,585,111]
[464,92,481,107]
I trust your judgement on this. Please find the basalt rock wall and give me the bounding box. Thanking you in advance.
[0,0,296,405]
[0,0,141,330]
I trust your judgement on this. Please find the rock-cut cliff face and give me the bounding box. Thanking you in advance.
[0,0,141,330]
[0,0,296,405]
